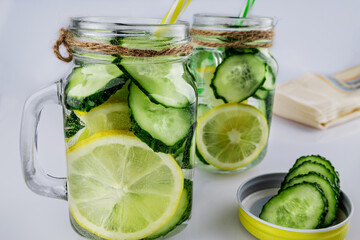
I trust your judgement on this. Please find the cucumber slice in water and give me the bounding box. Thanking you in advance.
[144,179,192,239]
[173,123,196,169]
[65,64,128,112]
[64,111,84,138]
[262,65,276,90]
[282,172,338,227]
[128,83,194,153]
[121,59,196,108]
[260,183,327,229]
[197,104,211,118]
[211,54,266,103]
[196,147,209,166]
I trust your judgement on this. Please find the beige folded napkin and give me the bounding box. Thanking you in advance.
[273,65,360,129]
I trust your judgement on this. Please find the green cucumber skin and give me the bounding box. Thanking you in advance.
[117,64,174,108]
[227,47,277,91]
[65,66,129,112]
[253,88,268,100]
[128,83,196,154]
[260,183,328,229]
[281,172,338,227]
[144,179,193,240]
[130,114,189,154]
[118,63,196,109]
[210,53,266,103]
[291,155,340,191]
[281,161,339,195]
[180,123,196,169]
[64,111,84,138]
[195,147,210,166]
[173,123,196,169]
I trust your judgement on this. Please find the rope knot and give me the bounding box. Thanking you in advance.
[53,28,73,62]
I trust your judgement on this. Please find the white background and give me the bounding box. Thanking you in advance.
[1,0,360,239]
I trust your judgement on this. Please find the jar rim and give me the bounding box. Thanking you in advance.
[69,16,190,40]
[67,17,192,64]
[70,16,190,29]
[192,14,274,30]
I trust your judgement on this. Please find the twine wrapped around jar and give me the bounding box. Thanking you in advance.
[190,28,274,48]
[53,28,194,62]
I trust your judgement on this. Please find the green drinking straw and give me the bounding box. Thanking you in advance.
[236,0,256,25]
[240,0,256,18]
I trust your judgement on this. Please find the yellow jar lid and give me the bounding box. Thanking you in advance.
[237,173,353,240]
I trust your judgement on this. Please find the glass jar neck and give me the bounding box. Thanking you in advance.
[192,14,274,31]
[191,14,274,49]
[68,17,192,64]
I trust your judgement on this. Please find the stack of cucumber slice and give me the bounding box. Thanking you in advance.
[260,155,340,229]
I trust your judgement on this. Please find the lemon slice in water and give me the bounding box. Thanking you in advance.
[74,102,131,135]
[67,131,184,239]
[196,103,268,170]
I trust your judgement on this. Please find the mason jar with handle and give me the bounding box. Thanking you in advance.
[20,17,196,240]
[190,14,277,173]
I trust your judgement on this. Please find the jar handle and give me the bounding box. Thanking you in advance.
[20,82,67,200]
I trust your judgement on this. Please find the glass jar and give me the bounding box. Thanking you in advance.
[20,17,196,240]
[190,14,277,173]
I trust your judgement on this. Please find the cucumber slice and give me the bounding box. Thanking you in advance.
[211,54,266,103]
[254,88,268,100]
[195,147,209,166]
[173,123,196,169]
[292,155,340,189]
[282,172,338,227]
[262,65,276,90]
[196,66,225,108]
[260,183,327,229]
[197,104,211,118]
[65,64,128,112]
[128,83,194,153]
[121,59,196,108]
[64,111,84,138]
[144,179,192,239]
[282,161,339,195]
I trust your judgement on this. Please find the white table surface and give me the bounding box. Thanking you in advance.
[1,0,359,239]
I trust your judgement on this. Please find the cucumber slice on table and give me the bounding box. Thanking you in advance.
[65,64,128,112]
[260,183,328,229]
[145,179,192,239]
[210,54,266,103]
[121,59,196,108]
[282,172,338,227]
[128,83,194,153]
[282,161,339,195]
[292,155,340,189]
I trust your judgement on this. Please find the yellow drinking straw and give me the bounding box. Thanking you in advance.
[161,0,192,24]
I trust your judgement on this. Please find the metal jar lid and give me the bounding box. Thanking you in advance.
[237,173,353,240]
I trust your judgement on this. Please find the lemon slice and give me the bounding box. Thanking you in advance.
[75,102,131,134]
[196,103,268,170]
[65,127,90,148]
[67,131,184,239]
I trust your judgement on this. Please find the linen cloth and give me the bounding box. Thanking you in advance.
[273,65,360,129]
